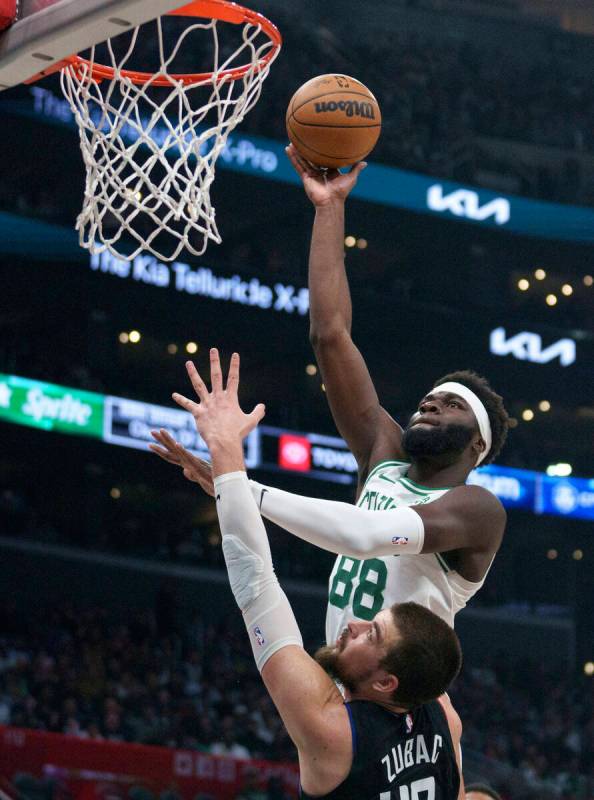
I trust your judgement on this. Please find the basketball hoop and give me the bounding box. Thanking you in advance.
[58,0,281,262]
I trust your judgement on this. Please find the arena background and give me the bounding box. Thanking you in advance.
[1,0,593,798]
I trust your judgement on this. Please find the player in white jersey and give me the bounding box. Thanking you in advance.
[151,376,506,642]
[323,460,488,640]
[150,146,510,641]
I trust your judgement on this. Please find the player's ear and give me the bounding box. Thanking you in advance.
[372,673,398,695]
[473,435,486,462]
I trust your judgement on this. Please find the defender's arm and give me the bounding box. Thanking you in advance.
[174,351,353,794]
[213,470,353,794]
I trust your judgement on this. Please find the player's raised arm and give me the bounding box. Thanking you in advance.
[170,349,355,793]
[287,145,404,482]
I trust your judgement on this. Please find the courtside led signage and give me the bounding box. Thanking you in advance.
[1,373,592,521]
[0,374,103,437]
[278,434,311,471]
[103,395,260,468]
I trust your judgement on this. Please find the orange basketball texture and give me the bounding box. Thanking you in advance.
[286,74,381,169]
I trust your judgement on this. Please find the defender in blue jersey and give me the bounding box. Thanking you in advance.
[165,350,464,800]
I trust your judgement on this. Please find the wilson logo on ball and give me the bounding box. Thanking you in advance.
[314,100,376,119]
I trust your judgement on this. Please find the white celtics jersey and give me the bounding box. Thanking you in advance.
[325,460,490,644]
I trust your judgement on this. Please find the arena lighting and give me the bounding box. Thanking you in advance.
[517,278,529,291]
[344,235,356,248]
[110,487,121,499]
[356,238,368,249]
[167,344,178,354]
[546,294,557,306]
[521,409,534,421]
[128,330,141,343]
[561,284,573,296]
[546,549,558,560]
[538,400,551,412]
[573,549,584,561]
[305,364,317,376]
[534,269,546,280]
[118,332,129,343]
[546,463,572,477]
[584,662,594,677]
[186,342,198,354]
[584,275,593,287]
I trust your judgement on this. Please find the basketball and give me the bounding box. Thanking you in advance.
[286,74,382,169]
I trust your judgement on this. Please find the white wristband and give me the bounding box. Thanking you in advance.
[250,480,424,558]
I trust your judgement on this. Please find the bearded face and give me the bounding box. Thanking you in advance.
[401,418,475,461]
[314,642,374,694]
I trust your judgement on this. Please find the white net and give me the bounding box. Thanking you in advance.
[60,13,279,262]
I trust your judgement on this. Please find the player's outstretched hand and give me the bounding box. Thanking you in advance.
[149,428,215,497]
[170,349,265,453]
[286,143,366,207]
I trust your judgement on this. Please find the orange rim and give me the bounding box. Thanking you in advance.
[62,0,282,86]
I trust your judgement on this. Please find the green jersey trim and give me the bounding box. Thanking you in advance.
[397,478,430,497]
[363,460,411,487]
[400,474,455,492]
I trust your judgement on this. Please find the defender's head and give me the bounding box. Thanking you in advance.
[315,602,462,709]
[402,370,509,469]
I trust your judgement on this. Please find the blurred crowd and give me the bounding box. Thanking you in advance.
[0,598,593,798]
[245,11,594,206]
[0,600,295,762]
[451,659,594,799]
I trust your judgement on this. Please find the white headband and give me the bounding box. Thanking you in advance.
[433,381,492,466]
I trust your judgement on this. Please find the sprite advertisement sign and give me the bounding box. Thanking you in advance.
[0,372,592,522]
[0,374,104,438]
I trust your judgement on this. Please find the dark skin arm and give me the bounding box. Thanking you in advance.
[287,145,404,491]
[414,485,506,581]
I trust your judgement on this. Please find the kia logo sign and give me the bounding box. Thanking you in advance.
[278,435,311,471]
[427,185,510,225]
[490,327,576,366]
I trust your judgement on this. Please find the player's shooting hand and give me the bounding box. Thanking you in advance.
[149,429,215,498]
[171,349,265,453]
[285,143,367,207]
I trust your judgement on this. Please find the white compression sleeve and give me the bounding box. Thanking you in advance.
[214,471,303,672]
[249,481,424,558]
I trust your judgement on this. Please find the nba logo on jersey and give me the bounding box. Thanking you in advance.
[392,536,409,545]
[253,626,266,646]
[405,714,413,733]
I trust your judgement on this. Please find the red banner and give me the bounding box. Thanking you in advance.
[0,0,16,30]
[0,726,300,800]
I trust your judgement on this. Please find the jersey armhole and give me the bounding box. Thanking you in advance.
[345,702,358,757]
